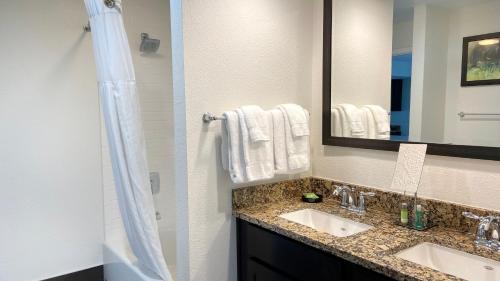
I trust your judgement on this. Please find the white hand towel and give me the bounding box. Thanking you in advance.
[338,104,365,138]
[236,109,274,182]
[221,111,247,183]
[364,105,390,140]
[271,109,288,174]
[360,107,376,139]
[240,105,270,142]
[331,107,343,137]
[278,107,310,172]
[279,104,310,137]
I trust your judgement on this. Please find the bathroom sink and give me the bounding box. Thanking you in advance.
[279,208,373,237]
[396,242,500,281]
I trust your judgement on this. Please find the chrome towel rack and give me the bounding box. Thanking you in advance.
[202,113,226,123]
[458,112,500,118]
[202,111,311,123]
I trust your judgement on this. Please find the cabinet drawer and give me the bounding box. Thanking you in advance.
[247,259,295,281]
[238,219,342,281]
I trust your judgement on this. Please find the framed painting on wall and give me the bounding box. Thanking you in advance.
[461,32,500,87]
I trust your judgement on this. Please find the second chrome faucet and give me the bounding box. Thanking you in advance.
[333,185,375,214]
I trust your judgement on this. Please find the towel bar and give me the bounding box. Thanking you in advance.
[202,111,311,123]
[458,112,500,118]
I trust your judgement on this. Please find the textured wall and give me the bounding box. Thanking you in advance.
[0,1,102,280]
[180,0,314,280]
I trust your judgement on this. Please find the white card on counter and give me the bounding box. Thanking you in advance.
[390,143,427,193]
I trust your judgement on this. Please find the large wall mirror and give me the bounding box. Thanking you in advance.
[322,0,500,160]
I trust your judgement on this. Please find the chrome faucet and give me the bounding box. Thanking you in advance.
[333,185,375,213]
[463,212,500,250]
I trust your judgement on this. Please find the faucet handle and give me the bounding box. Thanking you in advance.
[333,185,350,207]
[463,211,481,220]
[357,191,375,213]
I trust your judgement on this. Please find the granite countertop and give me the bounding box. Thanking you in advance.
[233,198,500,281]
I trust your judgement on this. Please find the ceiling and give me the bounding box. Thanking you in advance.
[394,0,495,23]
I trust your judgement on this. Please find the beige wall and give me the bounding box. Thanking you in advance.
[177,0,314,280]
[0,1,102,280]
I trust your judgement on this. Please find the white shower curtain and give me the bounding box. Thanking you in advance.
[84,1,173,280]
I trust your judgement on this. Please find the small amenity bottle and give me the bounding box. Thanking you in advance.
[400,203,408,225]
[414,204,424,230]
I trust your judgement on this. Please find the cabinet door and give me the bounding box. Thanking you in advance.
[247,259,294,281]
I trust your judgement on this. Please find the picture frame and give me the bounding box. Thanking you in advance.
[461,32,500,87]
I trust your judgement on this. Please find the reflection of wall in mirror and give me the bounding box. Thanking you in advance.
[330,0,393,110]
[443,1,500,147]
[410,4,449,144]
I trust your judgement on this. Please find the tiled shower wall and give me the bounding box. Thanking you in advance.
[101,0,176,270]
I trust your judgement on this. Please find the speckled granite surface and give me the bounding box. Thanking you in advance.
[233,177,500,281]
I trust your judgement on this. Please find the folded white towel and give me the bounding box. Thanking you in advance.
[270,109,288,174]
[236,109,274,182]
[360,107,376,139]
[334,105,351,137]
[338,104,365,138]
[240,105,270,143]
[364,105,390,140]
[331,107,343,137]
[278,107,310,172]
[278,104,310,137]
[221,111,247,183]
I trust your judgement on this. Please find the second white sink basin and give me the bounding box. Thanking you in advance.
[396,242,500,281]
[279,208,373,237]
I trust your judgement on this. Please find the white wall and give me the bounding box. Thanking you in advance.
[0,1,103,280]
[101,0,177,272]
[331,0,393,110]
[420,5,449,143]
[177,0,314,280]
[444,1,500,147]
[393,20,413,55]
[312,0,500,213]
[409,4,449,143]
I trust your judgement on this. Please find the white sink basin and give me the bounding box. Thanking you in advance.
[279,208,373,237]
[396,242,500,281]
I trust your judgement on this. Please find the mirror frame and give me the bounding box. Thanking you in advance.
[321,0,500,161]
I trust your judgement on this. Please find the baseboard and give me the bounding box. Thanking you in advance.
[42,266,103,281]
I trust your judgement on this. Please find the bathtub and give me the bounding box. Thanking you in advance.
[103,243,164,281]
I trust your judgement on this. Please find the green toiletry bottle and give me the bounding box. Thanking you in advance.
[401,203,408,225]
[415,204,424,230]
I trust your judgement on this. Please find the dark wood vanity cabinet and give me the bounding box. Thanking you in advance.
[236,219,395,281]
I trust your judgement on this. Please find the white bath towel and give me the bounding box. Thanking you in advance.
[331,107,343,137]
[236,109,274,182]
[240,105,270,142]
[221,111,247,183]
[278,107,310,172]
[360,107,377,139]
[338,104,365,138]
[278,104,310,137]
[271,109,288,174]
[364,105,390,140]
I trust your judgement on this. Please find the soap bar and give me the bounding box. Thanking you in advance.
[303,193,319,199]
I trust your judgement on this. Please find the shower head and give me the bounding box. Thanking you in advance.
[140,33,160,53]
